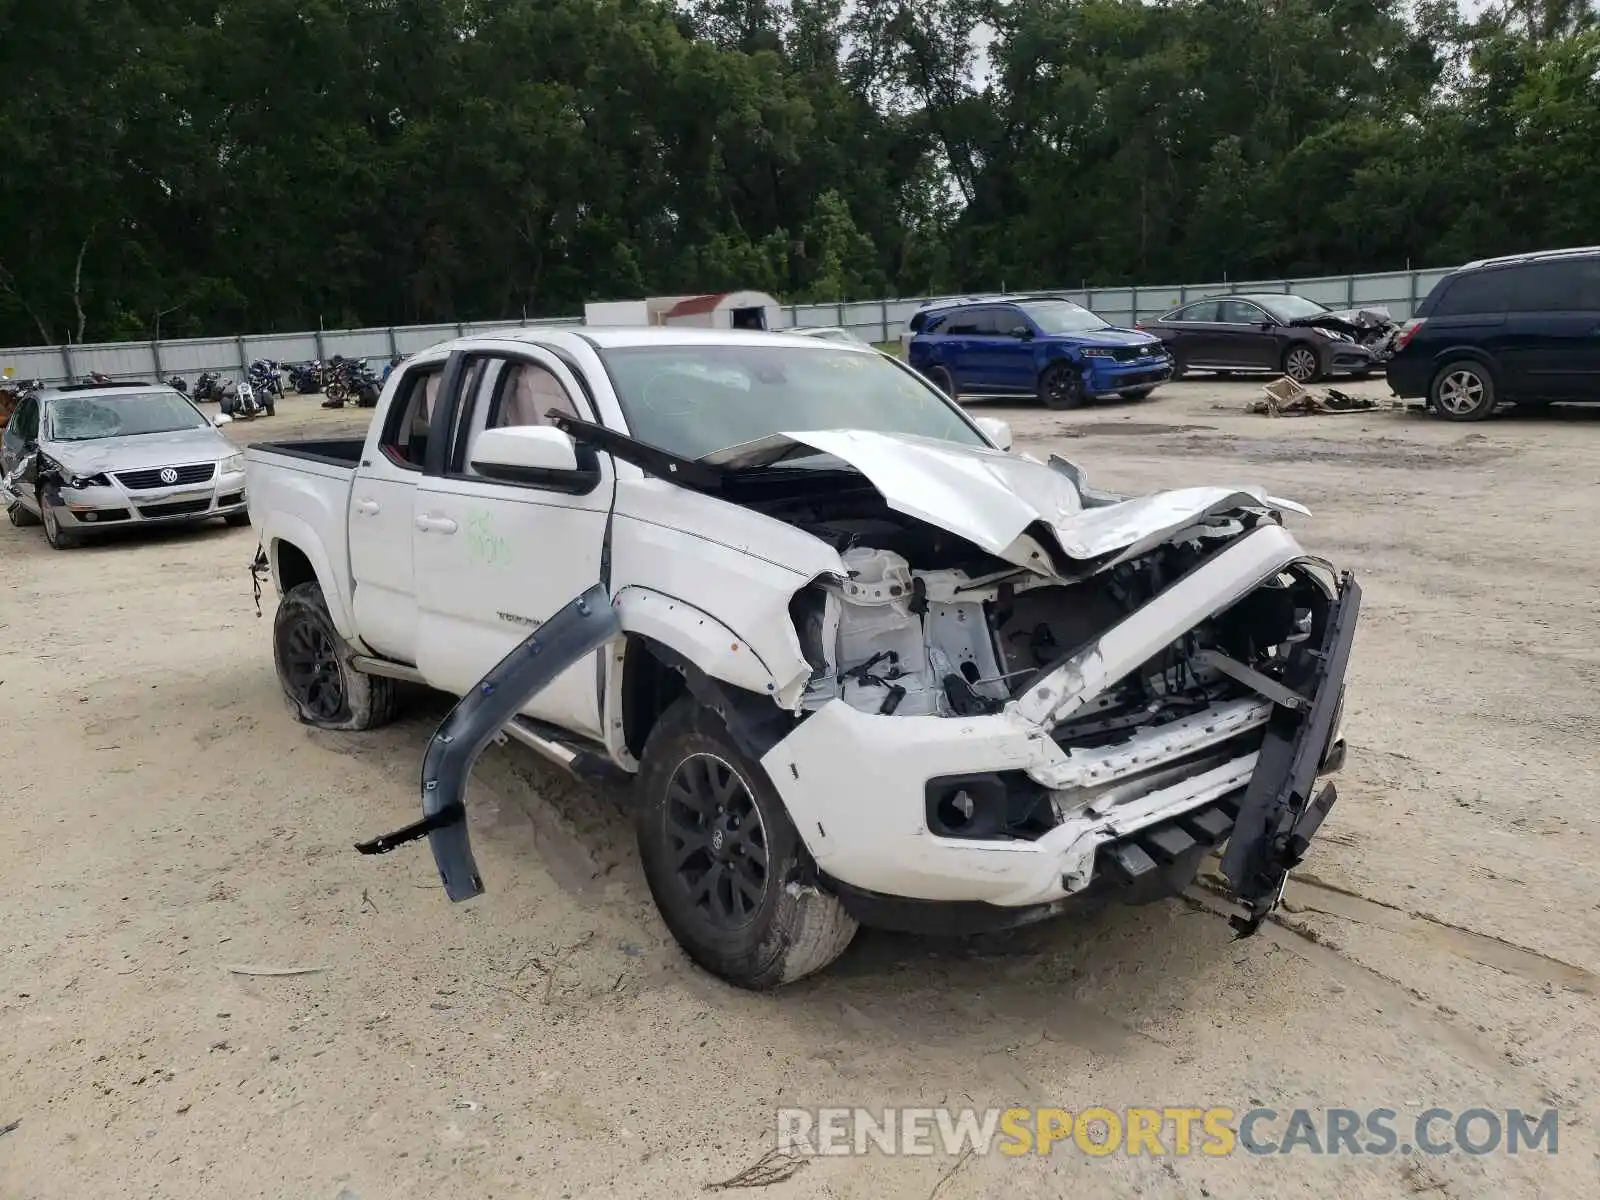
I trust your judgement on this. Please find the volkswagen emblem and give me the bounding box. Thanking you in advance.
[159,467,178,484]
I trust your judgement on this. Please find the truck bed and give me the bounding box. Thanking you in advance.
[246,438,365,468]
[244,439,362,638]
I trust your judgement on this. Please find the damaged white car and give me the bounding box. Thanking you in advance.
[245,328,1359,988]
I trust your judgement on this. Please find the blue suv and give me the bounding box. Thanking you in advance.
[908,296,1172,409]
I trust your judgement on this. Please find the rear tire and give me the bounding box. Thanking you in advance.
[272,580,399,730]
[1429,360,1497,421]
[1038,362,1086,410]
[636,697,857,989]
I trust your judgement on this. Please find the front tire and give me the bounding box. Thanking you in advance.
[40,497,79,549]
[224,511,251,528]
[1283,343,1322,384]
[1430,360,1497,421]
[8,500,40,527]
[1118,386,1156,401]
[925,365,957,400]
[272,581,399,730]
[636,698,857,989]
[1038,362,1085,410]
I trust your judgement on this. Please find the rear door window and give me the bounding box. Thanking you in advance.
[377,364,446,469]
[942,309,985,335]
[1167,300,1219,322]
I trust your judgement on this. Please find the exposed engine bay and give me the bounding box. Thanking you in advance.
[1289,305,1400,358]
[757,477,1338,845]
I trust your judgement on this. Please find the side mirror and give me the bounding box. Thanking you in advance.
[976,416,1013,451]
[212,412,233,426]
[470,425,600,494]
[1010,325,1033,340]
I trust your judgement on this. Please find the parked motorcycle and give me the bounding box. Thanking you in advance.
[286,360,324,394]
[320,356,380,408]
[219,378,274,419]
[166,375,190,395]
[192,371,225,403]
[247,359,285,397]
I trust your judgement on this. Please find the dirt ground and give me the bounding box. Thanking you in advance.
[4,377,1599,1199]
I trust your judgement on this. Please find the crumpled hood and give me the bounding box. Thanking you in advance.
[47,426,233,474]
[1288,305,1395,334]
[705,429,1300,578]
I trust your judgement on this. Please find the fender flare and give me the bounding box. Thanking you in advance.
[611,585,810,706]
[264,516,358,641]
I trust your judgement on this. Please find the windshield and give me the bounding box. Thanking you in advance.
[1019,300,1109,334]
[46,391,209,441]
[598,345,986,460]
[1256,295,1328,321]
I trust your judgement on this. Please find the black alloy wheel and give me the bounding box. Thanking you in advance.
[281,616,346,723]
[665,752,770,927]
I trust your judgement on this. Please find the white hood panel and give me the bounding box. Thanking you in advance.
[724,429,1297,577]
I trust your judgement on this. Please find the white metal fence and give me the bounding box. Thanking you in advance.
[1,266,1453,385]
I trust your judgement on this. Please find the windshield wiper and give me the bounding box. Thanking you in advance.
[548,412,726,490]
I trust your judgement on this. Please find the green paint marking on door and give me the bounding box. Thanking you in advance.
[464,507,511,567]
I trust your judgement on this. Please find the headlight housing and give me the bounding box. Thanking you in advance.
[1079,348,1114,358]
[68,473,110,489]
[221,453,246,474]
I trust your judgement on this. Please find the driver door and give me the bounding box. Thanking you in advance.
[412,347,615,739]
[1,395,40,510]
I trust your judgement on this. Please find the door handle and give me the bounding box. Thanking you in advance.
[414,514,458,535]
[355,499,380,516]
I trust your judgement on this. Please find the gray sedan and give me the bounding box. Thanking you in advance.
[1,382,249,549]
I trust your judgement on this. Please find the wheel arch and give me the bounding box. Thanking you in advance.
[1429,345,1502,380]
[266,524,357,640]
[606,588,808,768]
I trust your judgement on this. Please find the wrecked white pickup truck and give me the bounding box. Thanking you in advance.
[245,328,1358,988]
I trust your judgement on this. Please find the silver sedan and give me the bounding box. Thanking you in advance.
[1,383,249,549]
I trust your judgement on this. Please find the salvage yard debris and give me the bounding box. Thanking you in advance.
[704,1146,808,1191]
[1249,376,1395,416]
[224,964,329,977]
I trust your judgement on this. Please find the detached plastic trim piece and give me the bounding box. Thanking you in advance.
[417,583,621,901]
[1220,571,1361,935]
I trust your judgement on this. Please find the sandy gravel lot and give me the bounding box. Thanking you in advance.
[3,378,1598,1199]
